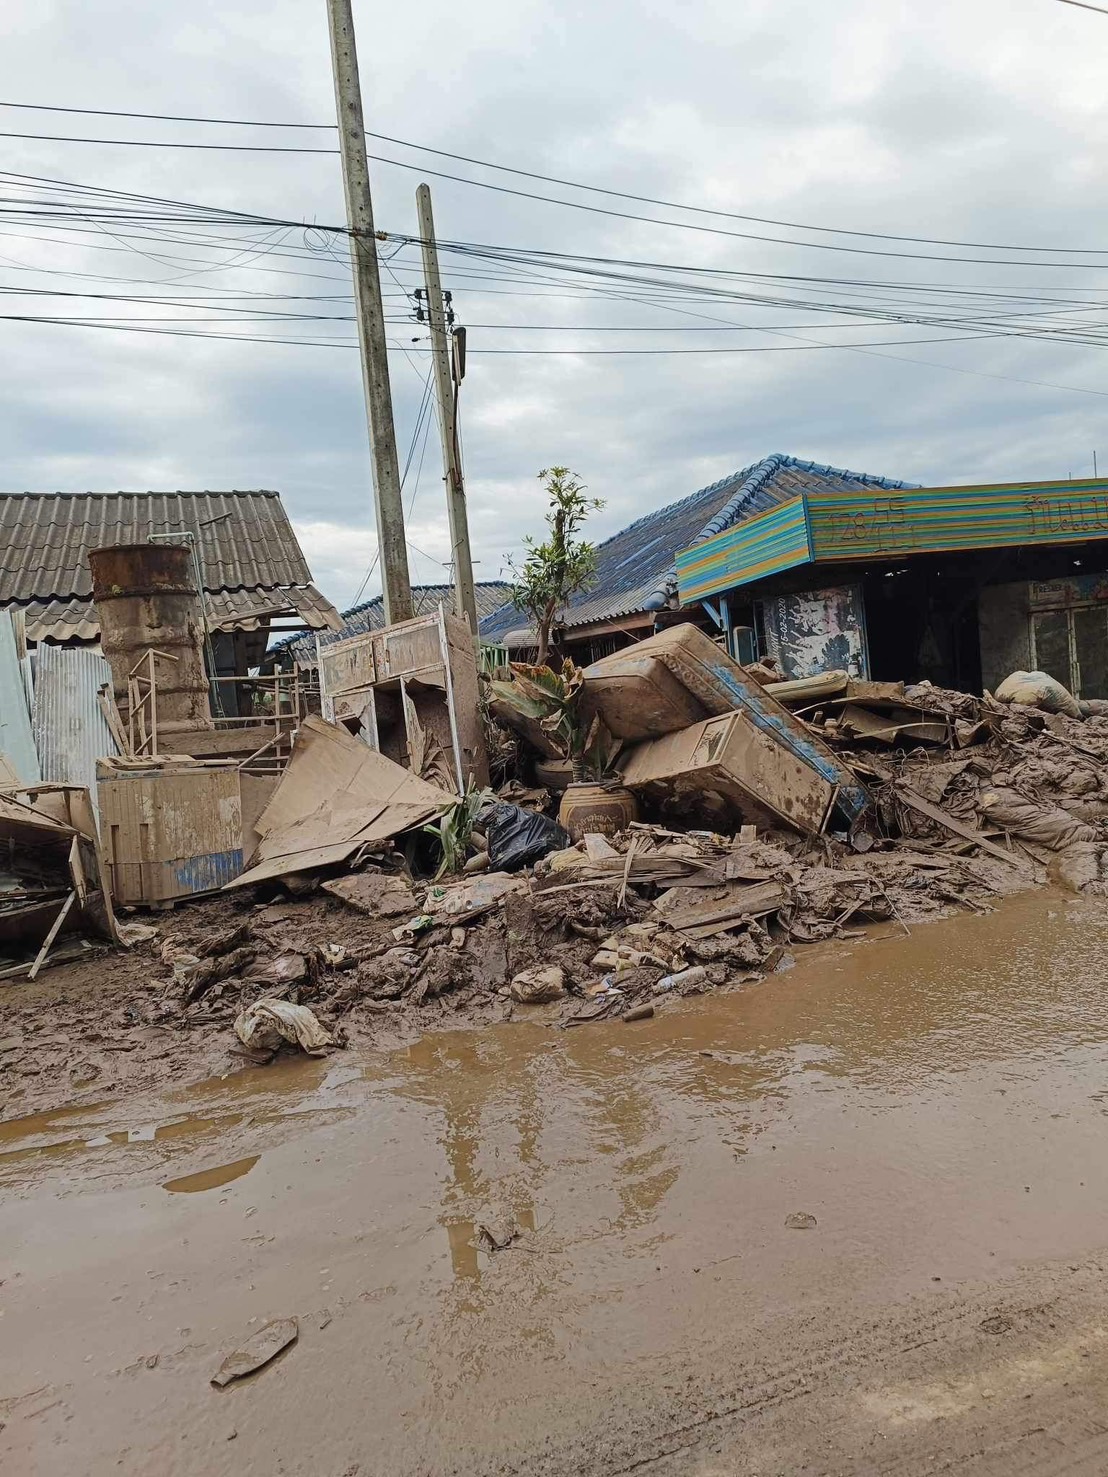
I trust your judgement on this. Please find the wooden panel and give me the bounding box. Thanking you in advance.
[319,635,377,696]
[97,766,243,903]
[379,619,444,679]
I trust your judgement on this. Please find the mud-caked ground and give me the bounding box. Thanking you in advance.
[4,887,1108,1476]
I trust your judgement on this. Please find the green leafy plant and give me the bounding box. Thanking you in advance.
[489,660,620,782]
[508,467,604,665]
[422,781,494,878]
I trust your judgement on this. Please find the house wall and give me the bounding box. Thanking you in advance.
[978,583,1032,693]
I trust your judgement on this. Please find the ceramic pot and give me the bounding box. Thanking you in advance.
[557,781,638,842]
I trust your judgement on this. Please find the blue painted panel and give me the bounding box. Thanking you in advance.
[706,659,869,820]
[173,849,244,894]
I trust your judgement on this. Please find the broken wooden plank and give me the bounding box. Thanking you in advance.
[893,783,1032,869]
[583,833,620,862]
[658,880,789,934]
[27,890,77,980]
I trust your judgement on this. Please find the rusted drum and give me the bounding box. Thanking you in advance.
[557,781,638,842]
[89,542,214,735]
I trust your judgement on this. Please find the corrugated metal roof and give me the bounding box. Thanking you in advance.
[0,490,313,604]
[279,581,512,667]
[32,644,118,808]
[21,583,342,645]
[479,453,912,642]
[0,612,40,783]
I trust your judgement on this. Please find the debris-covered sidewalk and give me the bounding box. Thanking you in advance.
[10,667,1105,1115]
[9,583,1108,1118]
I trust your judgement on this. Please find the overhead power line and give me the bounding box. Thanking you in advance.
[8,125,1107,268]
[0,100,336,128]
[4,97,1108,256]
[0,130,338,154]
[359,129,1108,257]
[5,114,1108,266]
[1054,0,1108,14]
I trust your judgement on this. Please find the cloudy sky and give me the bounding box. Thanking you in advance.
[3,0,1108,609]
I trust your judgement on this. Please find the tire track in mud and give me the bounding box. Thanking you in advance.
[482,1255,1108,1477]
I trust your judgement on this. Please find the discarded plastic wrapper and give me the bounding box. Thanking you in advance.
[233,998,333,1055]
[392,914,434,941]
[654,966,708,994]
[424,871,526,921]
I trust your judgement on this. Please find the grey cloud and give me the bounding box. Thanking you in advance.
[3,0,1108,610]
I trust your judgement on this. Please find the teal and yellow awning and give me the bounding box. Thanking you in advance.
[675,477,1108,604]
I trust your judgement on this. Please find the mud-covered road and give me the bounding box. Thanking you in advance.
[4,888,1108,1476]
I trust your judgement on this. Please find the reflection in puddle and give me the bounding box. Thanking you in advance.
[162,1154,260,1194]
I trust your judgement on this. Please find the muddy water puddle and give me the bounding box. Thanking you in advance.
[4,888,1108,1476]
[0,1056,367,1186]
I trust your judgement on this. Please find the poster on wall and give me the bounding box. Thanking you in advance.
[759,584,869,680]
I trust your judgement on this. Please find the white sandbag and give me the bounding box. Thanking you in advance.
[994,671,1082,720]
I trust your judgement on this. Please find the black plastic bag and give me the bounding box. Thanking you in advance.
[484,802,569,872]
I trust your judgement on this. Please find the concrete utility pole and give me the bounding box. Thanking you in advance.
[417,183,478,634]
[325,0,412,624]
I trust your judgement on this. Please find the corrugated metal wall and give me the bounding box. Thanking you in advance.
[0,611,40,782]
[32,644,118,798]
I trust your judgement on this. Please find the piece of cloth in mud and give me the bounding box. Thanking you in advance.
[233,998,333,1054]
[976,788,1096,851]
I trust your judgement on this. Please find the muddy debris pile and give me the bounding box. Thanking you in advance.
[11,614,1108,1097]
[116,816,1030,1050]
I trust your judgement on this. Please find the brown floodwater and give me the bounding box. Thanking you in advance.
[3,888,1108,1475]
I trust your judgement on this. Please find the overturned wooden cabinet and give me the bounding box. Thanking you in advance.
[317,607,487,792]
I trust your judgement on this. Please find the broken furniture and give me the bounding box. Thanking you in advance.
[317,606,488,791]
[619,712,843,835]
[227,714,452,889]
[0,782,119,978]
[583,623,869,832]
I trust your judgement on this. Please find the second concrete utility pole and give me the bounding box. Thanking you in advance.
[325,0,412,624]
[417,183,478,634]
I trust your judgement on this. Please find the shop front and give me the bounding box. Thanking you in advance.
[674,477,1108,696]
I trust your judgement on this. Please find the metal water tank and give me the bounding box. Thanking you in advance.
[88,542,214,737]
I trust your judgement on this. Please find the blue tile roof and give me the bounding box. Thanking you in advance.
[479,453,913,643]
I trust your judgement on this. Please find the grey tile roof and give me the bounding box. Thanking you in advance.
[278,581,513,666]
[479,453,913,643]
[22,584,341,645]
[0,490,340,642]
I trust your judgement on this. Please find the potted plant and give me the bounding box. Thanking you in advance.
[489,661,638,841]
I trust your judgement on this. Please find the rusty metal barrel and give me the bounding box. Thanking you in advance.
[89,542,214,738]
